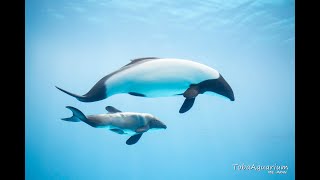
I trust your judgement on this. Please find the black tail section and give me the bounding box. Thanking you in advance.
[55,86,89,102]
[62,106,87,122]
[55,84,107,102]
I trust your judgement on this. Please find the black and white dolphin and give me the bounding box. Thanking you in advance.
[56,57,235,113]
[62,106,167,145]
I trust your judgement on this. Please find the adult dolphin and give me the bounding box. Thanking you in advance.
[62,106,167,145]
[56,57,235,113]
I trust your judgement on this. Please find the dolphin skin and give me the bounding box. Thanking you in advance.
[56,57,235,113]
[62,106,167,145]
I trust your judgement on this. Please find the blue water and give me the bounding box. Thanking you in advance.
[26,0,295,179]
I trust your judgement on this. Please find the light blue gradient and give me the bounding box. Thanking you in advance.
[26,0,295,179]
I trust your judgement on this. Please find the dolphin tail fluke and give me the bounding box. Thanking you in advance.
[62,106,87,122]
[55,86,88,102]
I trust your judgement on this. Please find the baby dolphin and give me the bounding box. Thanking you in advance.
[62,106,167,145]
[56,57,235,113]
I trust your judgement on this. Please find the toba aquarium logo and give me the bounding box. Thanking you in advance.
[232,163,288,174]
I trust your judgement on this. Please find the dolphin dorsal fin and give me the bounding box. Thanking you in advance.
[105,106,122,113]
[130,57,159,61]
[122,57,160,68]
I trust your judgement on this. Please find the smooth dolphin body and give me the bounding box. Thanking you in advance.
[62,106,167,145]
[56,57,235,113]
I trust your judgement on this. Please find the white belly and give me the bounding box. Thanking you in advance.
[106,58,220,97]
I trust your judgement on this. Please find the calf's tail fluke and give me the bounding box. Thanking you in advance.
[62,106,87,122]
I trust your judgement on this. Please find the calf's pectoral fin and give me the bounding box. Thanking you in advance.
[126,133,143,145]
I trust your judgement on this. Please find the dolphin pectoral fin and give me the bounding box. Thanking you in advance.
[135,125,149,133]
[179,98,195,113]
[128,92,146,97]
[183,86,199,99]
[126,133,143,145]
[179,85,199,113]
[105,106,122,113]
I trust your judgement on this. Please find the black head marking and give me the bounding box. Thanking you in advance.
[198,75,235,101]
[149,119,167,129]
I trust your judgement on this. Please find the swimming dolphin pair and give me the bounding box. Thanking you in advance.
[56,57,235,113]
[63,106,167,145]
[58,57,234,144]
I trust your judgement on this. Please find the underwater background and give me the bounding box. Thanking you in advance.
[26,0,295,179]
